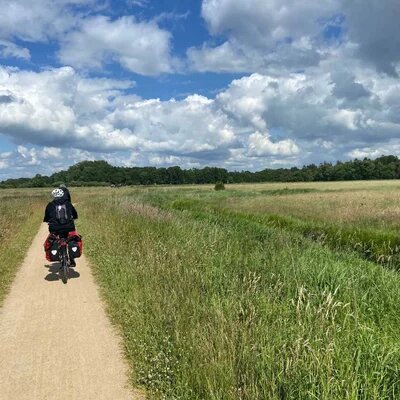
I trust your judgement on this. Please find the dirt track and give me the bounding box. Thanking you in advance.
[0,223,144,400]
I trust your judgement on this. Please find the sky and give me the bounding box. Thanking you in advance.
[0,0,399,179]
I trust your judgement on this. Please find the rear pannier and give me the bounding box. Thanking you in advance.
[44,231,83,262]
[44,235,60,262]
[67,231,83,258]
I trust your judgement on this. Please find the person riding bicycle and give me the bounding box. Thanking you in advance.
[44,188,78,266]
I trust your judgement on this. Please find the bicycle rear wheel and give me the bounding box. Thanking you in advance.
[60,248,69,284]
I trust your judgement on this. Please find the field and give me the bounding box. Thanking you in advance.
[2,181,400,399]
[0,189,48,304]
[74,180,400,399]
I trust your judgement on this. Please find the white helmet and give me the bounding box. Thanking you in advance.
[51,188,64,198]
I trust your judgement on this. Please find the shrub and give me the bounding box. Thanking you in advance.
[214,181,225,191]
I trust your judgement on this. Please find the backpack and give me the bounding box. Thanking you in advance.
[55,203,70,225]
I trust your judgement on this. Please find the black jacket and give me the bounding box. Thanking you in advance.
[43,196,78,234]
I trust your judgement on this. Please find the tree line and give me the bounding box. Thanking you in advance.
[1,155,400,188]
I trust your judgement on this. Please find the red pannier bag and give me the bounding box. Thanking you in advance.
[67,231,83,258]
[43,231,83,262]
[44,234,59,262]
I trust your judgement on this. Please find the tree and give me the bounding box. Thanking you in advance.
[1,155,399,188]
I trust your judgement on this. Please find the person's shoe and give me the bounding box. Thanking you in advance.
[70,260,76,268]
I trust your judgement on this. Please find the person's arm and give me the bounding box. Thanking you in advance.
[71,204,78,220]
[43,203,50,222]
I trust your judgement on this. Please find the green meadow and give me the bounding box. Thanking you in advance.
[74,181,400,399]
[1,181,400,399]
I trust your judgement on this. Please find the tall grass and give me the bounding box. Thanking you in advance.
[79,191,400,399]
[168,198,400,269]
[0,190,48,304]
[124,185,400,269]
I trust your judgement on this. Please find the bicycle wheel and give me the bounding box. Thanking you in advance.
[60,248,69,284]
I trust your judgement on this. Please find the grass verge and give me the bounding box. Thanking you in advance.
[80,192,400,399]
[0,192,47,305]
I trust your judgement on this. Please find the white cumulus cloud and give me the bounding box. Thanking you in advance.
[189,0,400,78]
[1,60,400,178]
[0,0,93,42]
[248,132,299,157]
[58,15,177,76]
[188,0,338,73]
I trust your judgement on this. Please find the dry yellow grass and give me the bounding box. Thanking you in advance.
[225,180,400,192]
[222,181,400,230]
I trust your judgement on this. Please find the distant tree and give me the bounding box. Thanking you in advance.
[1,155,400,188]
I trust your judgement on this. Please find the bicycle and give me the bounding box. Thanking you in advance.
[45,227,81,283]
[54,234,72,284]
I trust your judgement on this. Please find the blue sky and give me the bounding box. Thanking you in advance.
[0,0,399,179]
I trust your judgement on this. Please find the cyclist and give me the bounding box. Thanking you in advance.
[59,183,71,202]
[44,188,78,266]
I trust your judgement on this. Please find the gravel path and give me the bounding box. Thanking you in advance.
[0,223,144,400]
